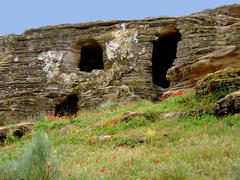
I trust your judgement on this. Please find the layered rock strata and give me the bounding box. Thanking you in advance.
[0,4,240,123]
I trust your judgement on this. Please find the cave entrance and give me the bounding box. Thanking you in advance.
[152,31,182,88]
[79,42,104,72]
[55,95,79,116]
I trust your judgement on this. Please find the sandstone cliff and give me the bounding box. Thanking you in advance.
[0,4,239,124]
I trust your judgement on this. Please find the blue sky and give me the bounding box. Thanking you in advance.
[1,0,239,35]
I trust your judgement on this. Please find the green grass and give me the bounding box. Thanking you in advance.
[1,92,240,179]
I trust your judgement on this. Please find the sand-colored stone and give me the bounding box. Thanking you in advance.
[0,4,240,124]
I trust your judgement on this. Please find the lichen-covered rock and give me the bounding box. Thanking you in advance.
[105,23,145,60]
[196,68,240,96]
[0,4,240,124]
[214,91,240,116]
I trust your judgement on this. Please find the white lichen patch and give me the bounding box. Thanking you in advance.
[13,57,19,62]
[106,23,145,60]
[59,73,78,84]
[38,51,77,84]
[38,51,65,79]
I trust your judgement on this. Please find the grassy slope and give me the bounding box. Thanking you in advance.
[1,92,240,179]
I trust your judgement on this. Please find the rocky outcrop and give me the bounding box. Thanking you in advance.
[196,68,240,96]
[196,67,240,116]
[0,4,240,124]
[168,5,240,88]
[214,91,240,116]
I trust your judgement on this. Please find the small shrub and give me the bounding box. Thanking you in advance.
[0,131,61,180]
[0,159,19,180]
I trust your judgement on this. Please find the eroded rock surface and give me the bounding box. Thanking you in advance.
[214,91,240,116]
[0,4,240,124]
[196,68,240,96]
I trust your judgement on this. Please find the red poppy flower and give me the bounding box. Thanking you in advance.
[173,91,185,96]
[101,167,106,173]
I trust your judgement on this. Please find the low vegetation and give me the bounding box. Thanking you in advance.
[1,92,240,179]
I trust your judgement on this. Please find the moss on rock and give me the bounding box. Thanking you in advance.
[196,68,240,97]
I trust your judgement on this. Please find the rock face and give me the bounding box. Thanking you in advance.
[0,4,240,124]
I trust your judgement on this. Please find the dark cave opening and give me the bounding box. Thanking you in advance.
[55,95,79,116]
[152,31,182,88]
[0,134,7,144]
[1,130,26,144]
[79,43,104,72]
[13,130,25,138]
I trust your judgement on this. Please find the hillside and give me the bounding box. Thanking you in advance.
[1,88,240,179]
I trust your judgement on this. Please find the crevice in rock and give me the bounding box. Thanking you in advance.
[0,134,7,144]
[55,95,79,116]
[79,42,104,72]
[152,30,182,88]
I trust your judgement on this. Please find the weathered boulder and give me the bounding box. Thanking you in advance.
[196,68,240,96]
[0,4,240,124]
[196,68,240,116]
[214,91,240,116]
